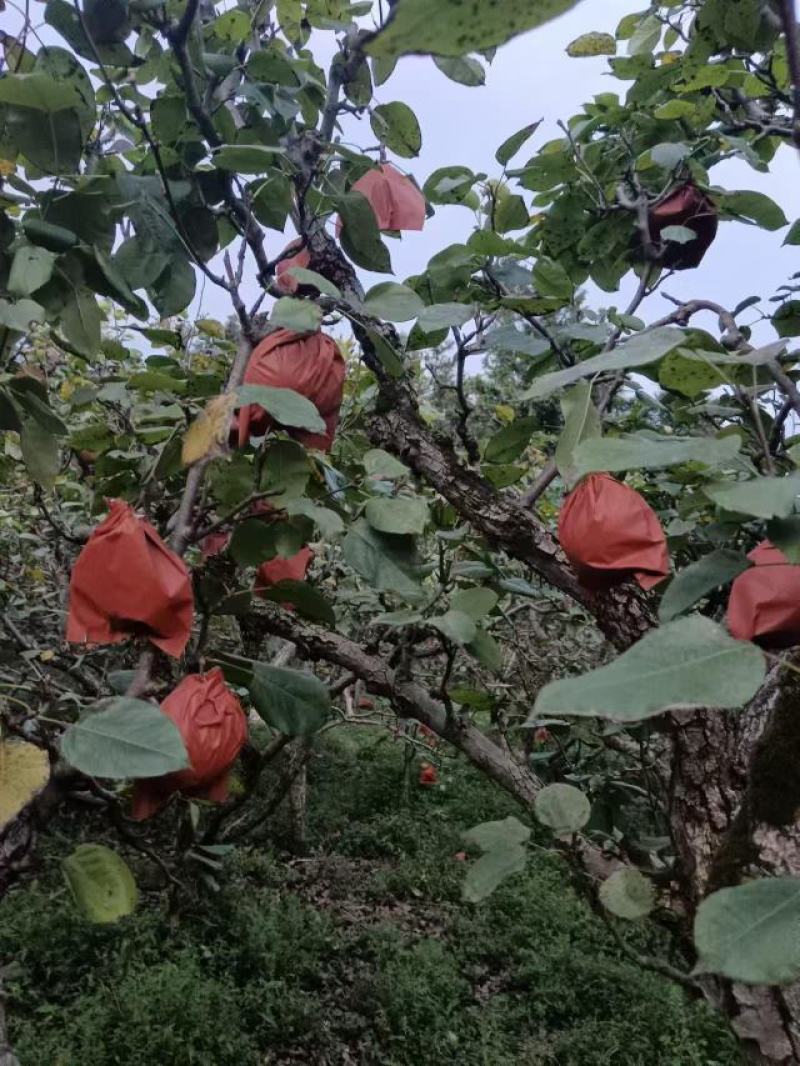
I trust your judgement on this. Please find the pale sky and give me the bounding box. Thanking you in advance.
[5,0,800,347]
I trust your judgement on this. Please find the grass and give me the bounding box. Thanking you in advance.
[0,728,742,1065]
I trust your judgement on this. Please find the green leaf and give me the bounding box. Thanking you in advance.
[366,0,581,59]
[572,432,741,477]
[285,497,344,539]
[599,869,655,920]
[229,519,279,567]
[566,32,616,57]
[654,101,696,121]
[694,878,800,985]
[534,783,591,835]
[250,173,293,231]
[60,698,190,779]
[371,608,424,627]
[484,416,537,463]
[659,351,729,397]
[462,844,527,903]
[494,193,528,233]
[522,327,686,399]
[248,663,330,735]
[370,101,422,158]
[451,587,498,619]
[658,550,750,623]
[212,144,286,172]
[433,55,485,86]
[364,327,404,377]
[257,580,336,626]
[337,191,392,272]
[417,302,473,332]
[63,845,138,925]
[627,13,661,54]
[286,268,341,298]
[466,628,503,673]
[270,296,322,334]
[20,419,59,487]
[464,815,530,851]
[365,496,429,535]
[495,122,541,168]
[772,301,800,338]
[363,448,409,479]
[705,476,800,519]
[719,190,788,231]
[260,439,311,504]
[533,617,766,724]
[766,516,800,564]
[149,256,196,318]
[342,519,423,601]
[45,0,134,65]
[8,244,56,296]
[554,381,601,487]
[533,256,573,300]
[0,72,80,111]
[429,609,477,645]
[423,165,477,205]
[363,282,425,322]
[237,384,325,433]
[59,289,102,358]
[372,53,398,86]
[0,298,46,331]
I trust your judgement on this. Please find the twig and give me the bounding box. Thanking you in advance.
[779,0,800,150]
[521,273,654,507]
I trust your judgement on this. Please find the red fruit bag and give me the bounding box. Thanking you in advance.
[237,329,345,452]
[727,541,800,648]
[200,530,231,560]
[254,546,313,598]
[419,763,438,786]
[343,164,426,232]
[275,240,311,294]
[558,473,669,591]
[648,183,718,270]
[66,499,194,658]
[131,668,248,820]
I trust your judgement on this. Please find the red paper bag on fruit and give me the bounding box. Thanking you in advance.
[648,183,718,270]
[340,164,426,233]
[66,500,193,657]
[131,669,248,820]
[236,330,345,452]
[558,473,669,591]
[727,541,800,648]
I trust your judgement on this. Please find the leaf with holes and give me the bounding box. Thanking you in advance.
[367,0,581,59]
[63,844,138,924]
[599,869,656,920]
[534,783,591,836]
[370,101,422,157]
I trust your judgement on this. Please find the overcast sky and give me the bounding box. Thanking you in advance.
[5,0,800,344]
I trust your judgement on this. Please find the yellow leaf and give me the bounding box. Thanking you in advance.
[181,393,236,467]
[196,318,225,338]
[0,739,50,829]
